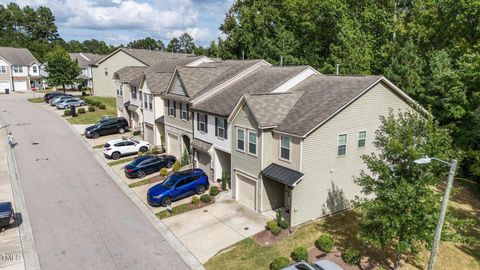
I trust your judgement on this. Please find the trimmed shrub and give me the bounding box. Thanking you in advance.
[172,160,181,172]
[64,109,71,116]
[78,108,86,114]
[88,106,95,112]
[94,101,102,106]
[81,91,87,96]
[133,130,141,136]
[191,196,200,205]
[315,234,334,253]
[99,104,106,110]
[269,257,290,270]
[209,186,219,196]
[266,220,281,236]
[342,248,361,265]
[160,167,169,177]
[180,148,190,166]
[278,219,289,229]
[200,194,211,203]
[266,220,277,230]
[291,246,308,262]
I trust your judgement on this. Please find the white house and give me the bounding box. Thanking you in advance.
[0,47,42,93]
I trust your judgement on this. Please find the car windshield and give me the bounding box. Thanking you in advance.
[130,157,149,166]
[162,174,182,189]
[130,139,139,144]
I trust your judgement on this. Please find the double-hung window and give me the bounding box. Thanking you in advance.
[148,95,153,110]
[117,84,123,96]
[12,66,22,73]
[143,94,148,109]
[236,128,245,151]
[358,131,366,148]
[248,131,257,155]
[32,66,37,73]
[215,117,227,139]
[180,103,189,120]
[0,66,6,74]
[338,134,347,156]
[280,135,291,161]
[168,100,176,117]
[104,68,108,76]
[131,87,137,99]
[197,113,207,132]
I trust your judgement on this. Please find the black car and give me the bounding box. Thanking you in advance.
[44,92,70,103]
[85,117,129,139]
[124,155,176,178]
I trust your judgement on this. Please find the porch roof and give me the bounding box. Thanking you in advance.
[192,138,212,153]
[155,116,164,124]
[261,163,304,188]
[127,103,138,112]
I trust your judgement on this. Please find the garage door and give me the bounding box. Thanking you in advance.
[196,151,211,177]
[168,133,180,158]
[237,174,256,209]
[0,81,9,93]
[13,81,27,91]
[144,124,154,144]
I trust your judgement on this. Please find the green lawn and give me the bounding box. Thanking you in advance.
[27,97,44,103]
[67,96,116,125]
[128,178,153,188]
[205,179,480,270]
[107,156,136,166]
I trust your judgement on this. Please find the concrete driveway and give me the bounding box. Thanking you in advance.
[163,200,269,263]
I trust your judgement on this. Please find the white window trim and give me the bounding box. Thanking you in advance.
[216,117,226,139]
[247,130,258,156]
[337,133,347,156]
[279,135,291,162]
[0,66,6,74]
[181,102,188,121]
[32,66,37,73]
[358,130,367,148]
[148,94,153,111]
[13,66,22,73]
[236,127,246,152]
[198,113,207,133]
[168,100,175,117]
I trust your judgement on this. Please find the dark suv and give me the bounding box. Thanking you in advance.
[85,117,129,139]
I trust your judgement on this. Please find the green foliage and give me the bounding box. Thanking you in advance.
[172,160,181,172]
[269,257,290,270]
[63,109,71,116]
[221,171,228,190]
[342,248,361,265]
[180,149,190,167]
[354,111,456,268]
[132,130,141,136]
[88,106,95,112]
[191,195,200,205]
[200,194,212,203]
[278,220,289,230]
[315,234,334,253]
[167,37,181,53]
[160,168,169,177]
[127,37,164,50]
[98,104,106,110]
[44,46,80,90]
[77,108,85,114]
[209,186,219,196]
[266,220,281,236]
[290,246,308,262]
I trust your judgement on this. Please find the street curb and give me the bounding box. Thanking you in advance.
[0,116,41,270]
[34,101,205,270]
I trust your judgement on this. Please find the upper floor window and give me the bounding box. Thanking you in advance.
[131,87,137,99]
[12,66,22,73]
[280,135,291,161]
[358,131,366,148]
[215,117,227,139]
[236,128,245,151]
[180,102,189,120]
[0,66,6,74]
[168,100,176,117]
[248,131,257,155]
[143,94,148,109]
[338,134,347,156]
[32,66,37,73]
[197,113,207,132]
[117,84,123,96]
[148,95,153,110]
[104,68,108,76]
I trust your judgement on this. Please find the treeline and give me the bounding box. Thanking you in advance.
[220,0,480,181]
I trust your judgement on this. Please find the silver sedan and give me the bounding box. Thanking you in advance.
[281,260,343,270]
[56,98,86,109]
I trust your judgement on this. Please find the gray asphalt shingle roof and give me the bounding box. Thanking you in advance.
[69,53,106,68]
[0,47,38,65]
[192,66,309,116]
[113,66,147,86]
[118,48,191,66]
[262,163,304,187]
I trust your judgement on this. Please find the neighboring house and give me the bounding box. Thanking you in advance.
[92,48,191,96]
[0,47,42,93]
[162,60,271,161]
[190,65,319,183]
[227,74,426,226]
[69,53,106,89]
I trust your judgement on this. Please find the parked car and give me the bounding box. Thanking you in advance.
[50,95,73,106]
[147,169,209,206]
[85,117,129,139]
[281,260,343,270]
[124,154,176,179]
[0,202,15,229]
[103,138,151,160]
[44,92,66,102]
[56,98,86,109]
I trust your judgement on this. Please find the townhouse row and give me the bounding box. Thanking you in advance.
[105,48,425,227]
[0,47,42,93]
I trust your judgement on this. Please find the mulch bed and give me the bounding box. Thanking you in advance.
[308,247,382,270]
[146,174,166,184]
[252,227,298,246]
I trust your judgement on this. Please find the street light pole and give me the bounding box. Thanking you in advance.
[427,159,457,270]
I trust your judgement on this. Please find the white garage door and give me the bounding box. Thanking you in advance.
[144,124,154,144]
[14,81,27,91]
[0,81,9,93]
[168,133,180,158]
[237,174,256,209]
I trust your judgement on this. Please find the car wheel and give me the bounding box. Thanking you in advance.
[137,170,146,179]
[118,127,125,134]
[196,185,206,195]
[139,146,148,153]
[92,132,100,139]
[111,152,121,160]
[161,197,172,207]
[167,161,173,168]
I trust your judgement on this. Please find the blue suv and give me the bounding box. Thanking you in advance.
[147,169,209,207]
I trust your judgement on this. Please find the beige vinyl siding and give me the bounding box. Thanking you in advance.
[0,59,11,81]
[272,133,301,170]
[170,77,187,96]
[164,100,192,132]
[92,51,145,96]
[231,104,262,210]
[292,82,414,226]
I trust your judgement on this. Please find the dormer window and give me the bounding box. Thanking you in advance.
[32,66,37,73]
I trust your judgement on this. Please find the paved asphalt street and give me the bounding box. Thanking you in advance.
[0,94,190,270]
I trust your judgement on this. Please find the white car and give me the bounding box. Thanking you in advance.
[103,139,151,160]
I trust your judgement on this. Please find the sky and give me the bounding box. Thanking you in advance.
[0,0,234,46]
